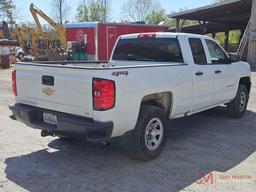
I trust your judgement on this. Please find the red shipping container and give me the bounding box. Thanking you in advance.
[65,22,169,61]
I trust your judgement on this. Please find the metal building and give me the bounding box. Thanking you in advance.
[168,0,256,70]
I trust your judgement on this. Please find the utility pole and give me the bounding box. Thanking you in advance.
[247,0,256,70]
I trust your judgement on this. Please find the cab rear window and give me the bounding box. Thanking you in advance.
[112,38,184,63]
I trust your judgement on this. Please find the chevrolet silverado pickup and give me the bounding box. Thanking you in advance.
[10,32,251,160]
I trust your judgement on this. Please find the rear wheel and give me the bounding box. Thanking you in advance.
[18,53,24,60]
[226,84,249,118]
[126,105,168,160]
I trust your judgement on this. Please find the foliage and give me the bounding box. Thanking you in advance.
[215,30,241,45]
[76,4,89,22]
[51,0,70,24]
[145,9,166,25]
[75,0,110,22]
[121,0,157,22]
[0,0,15,24]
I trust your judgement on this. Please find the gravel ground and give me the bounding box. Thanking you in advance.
[0,68,255,192]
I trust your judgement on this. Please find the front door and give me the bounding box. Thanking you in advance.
[107,27,117,60]
[204,39,237,104]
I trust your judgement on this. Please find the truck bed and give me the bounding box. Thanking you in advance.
[29,60,109,68]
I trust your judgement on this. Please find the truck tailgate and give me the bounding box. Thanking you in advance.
[15,64,94,118]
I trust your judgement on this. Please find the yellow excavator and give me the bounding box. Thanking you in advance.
[15,24,39,56]
[29,3,66,49]
[16,24,66,60]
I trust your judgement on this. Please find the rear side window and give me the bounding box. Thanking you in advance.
[112,38,184,63]
[189,38,207,65]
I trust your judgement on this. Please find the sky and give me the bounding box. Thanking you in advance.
[12,0,214,23]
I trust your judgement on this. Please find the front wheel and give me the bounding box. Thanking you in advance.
[226,84,249,118]
[126,105,168,160]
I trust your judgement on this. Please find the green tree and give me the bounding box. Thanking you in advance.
[145,9,166,24]
[89,0,105,21]
[75,0,110,22]
[0,0,15,24]
[145,8,176,27]
[121,0,158,22]
[76,4,89,22]
[215,30,240,45]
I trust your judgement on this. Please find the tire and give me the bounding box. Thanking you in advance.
[18,53,24,60]
[226,84,249,118]
[126,105,168,160]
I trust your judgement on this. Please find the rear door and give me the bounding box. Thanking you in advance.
[204,39,237,104]
[15,64,93,118]
[188,37,215,111]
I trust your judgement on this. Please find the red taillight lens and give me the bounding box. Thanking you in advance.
[12,70,17,96]
[93,78,115,111]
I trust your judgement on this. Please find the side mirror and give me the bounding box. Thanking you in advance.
[228,53,240,63]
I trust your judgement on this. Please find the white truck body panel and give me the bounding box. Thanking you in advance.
[13,32,251,137]
[16,65,94,118]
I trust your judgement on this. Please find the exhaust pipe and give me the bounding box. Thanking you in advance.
[41,130,54,137]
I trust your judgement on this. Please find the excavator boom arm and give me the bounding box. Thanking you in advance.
[29,3,66,48]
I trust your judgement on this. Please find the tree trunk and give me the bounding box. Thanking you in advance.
[59,0,63,25]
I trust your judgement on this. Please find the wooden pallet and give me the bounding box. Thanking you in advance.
[237,19,251,61]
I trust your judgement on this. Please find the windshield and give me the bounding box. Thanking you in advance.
[112,38,184,63]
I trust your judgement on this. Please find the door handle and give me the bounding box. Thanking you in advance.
[42,76,54,86]
[195,72,204,76]
[215,70,222,74]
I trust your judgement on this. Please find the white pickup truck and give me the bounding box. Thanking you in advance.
[10,32,251,160]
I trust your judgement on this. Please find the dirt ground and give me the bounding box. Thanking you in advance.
[0,68,255,192]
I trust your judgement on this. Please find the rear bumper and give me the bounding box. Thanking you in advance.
[9,104,113,142]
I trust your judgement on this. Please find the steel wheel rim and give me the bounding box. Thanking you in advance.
[144,118,164,151]
[239,91,246,112]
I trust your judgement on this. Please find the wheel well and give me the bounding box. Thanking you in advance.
[239,77,251,93]
[141,92,172,117]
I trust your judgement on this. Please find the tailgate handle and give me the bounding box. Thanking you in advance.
[42,76,54,86]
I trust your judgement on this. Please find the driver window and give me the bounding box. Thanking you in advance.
[205,39,229,64]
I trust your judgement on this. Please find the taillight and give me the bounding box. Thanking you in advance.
[93,78,115,111]
[138,33,156,38]
[12,70,17,96]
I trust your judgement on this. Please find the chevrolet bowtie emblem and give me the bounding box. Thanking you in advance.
[42,87,55,96]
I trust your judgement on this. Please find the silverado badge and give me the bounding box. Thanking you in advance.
[42,87,55,96]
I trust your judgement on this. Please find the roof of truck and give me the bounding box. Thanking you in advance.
[119,32,211,39]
